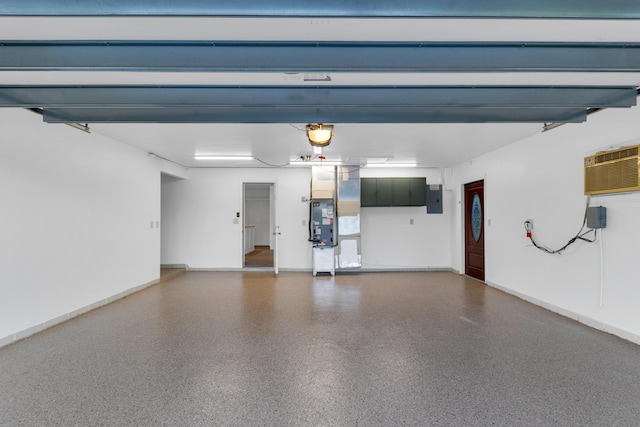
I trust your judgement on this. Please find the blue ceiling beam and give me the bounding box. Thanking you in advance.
[1,0,639,19]
[41,106,587,124]
[2,42,640,72]
[1,86,636,108]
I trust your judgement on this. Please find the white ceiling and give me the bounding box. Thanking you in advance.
[2,17,640,168]
[88,122,543,168]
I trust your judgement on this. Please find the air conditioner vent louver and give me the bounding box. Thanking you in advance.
[585,145,640,195]
[595,146,638,164]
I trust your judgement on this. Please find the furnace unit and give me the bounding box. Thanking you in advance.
[308,165,361,276]
[310,198,336,276]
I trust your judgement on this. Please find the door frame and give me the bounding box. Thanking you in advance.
[459,175,487,279]
[241,181,278,273]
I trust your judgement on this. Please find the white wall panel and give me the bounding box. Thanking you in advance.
[360,167,452,270]
[161,168,312,269]
[0,108,161,341]
[452,105,640,342]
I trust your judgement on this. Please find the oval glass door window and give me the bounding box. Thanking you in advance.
[471,193,482,242]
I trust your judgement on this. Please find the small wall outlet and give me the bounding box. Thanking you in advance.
[524,219,534,238]
[409,218,414,225]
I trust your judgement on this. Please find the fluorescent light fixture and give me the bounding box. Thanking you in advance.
[314,161,343,166]
[365,163,417,168]
[194,155,254,161]
[289,160,343,167]
[306,123,334,147]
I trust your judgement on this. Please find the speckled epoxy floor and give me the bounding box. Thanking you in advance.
[1,271,639,426]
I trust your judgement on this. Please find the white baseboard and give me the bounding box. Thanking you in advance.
[0,277,162,350]
[161,263,189,269]
[358,267,453,273]
[186,267,455,273]
[485,280,639,346]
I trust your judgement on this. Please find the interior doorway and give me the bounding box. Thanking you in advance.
[160,172,186,277]
[243,183,275,269]
[464,180,485,281]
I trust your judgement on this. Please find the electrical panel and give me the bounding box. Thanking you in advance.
[587,206,607,229]
[310,199,335,246]
[426,184,443,214]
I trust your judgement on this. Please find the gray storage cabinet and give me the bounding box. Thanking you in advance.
[361,177,426,207]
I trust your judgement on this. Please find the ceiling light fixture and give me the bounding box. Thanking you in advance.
[194,155,254,161]
[306,123,334,147]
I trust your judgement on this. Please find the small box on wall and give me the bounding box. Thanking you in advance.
[587,206,606,229]
[426,184,443,214]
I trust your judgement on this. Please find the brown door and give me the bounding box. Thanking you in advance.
[465,180,485,281]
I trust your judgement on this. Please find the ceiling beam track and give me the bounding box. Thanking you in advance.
[2,86,637,109]
[1,86,635,109]
[41,107,588,124]
[3,42,640,72]
[1,0,639,19]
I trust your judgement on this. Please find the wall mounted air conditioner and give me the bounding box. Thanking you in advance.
[584,145,640,195]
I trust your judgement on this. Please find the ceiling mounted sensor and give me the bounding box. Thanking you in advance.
[307,123,334,147]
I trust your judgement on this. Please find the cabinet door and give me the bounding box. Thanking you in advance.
[392,178,412,206]
[376,178,394,206]
[360,177,426,207]
[360,178,378,207]
[409,177,427,206]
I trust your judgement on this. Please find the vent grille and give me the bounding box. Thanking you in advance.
[595,146,638,164]
[585,145,640,195]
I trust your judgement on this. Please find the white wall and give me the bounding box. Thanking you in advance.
[0,109,164,343]
[8,100,636,346]
[360,167,452,270]
[161,168,313,269]
[162,166,453,271]
[452,105,640,343]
